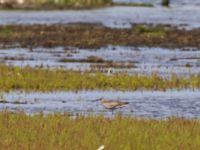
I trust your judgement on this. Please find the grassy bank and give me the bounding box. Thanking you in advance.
[0,0,112,9]
[0,0,154,9]
[0,24,200,49]
[0,112,199,150]
[0,65,199,91]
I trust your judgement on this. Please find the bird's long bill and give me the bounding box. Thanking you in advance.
[91,98,102,102]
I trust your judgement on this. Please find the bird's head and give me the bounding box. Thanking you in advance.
[92,97,104,102]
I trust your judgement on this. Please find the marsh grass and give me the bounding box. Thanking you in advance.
[0,111,200,150]
[0,0,154,9]
[0,0,113,9]
[0,65,199,91]
[0,24,199,49]
[134,25,167,37]
[0,26,13,37]
[35,0,112,9]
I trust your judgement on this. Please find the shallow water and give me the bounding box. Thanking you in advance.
[1,90,200,119]
[1,46,200,76]
[1,6,200,29]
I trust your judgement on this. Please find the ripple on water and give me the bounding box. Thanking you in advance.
[0,6,200,29]
[0,90,200,119]
[1,46,200,77]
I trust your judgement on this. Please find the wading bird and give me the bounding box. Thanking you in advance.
[94,98,129,114]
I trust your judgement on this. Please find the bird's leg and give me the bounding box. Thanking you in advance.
[111,109,114,115]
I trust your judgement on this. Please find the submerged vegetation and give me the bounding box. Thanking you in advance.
[0,112,200,150]
[0,65,199,91]
[113,2,153,7]
[90,62,135,69]
[59,56,108,63]
[0,24,200,49]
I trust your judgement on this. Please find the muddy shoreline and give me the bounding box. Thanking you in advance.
[0,24,200,49]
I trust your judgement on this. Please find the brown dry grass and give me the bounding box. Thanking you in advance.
[0,24,200,49]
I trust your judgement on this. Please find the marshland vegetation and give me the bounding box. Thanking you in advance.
[0,65,199,91]
[0,0,153,9]
[0,0,112,9]
[0,1,199,149]
[0,112,200,150]
[0,24,200,49]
